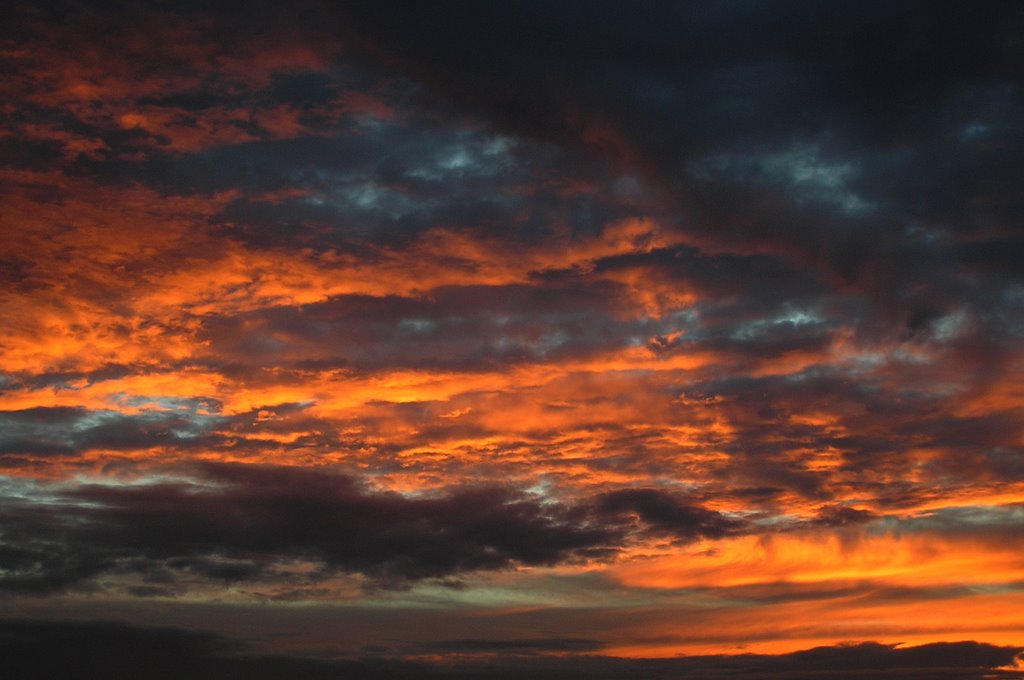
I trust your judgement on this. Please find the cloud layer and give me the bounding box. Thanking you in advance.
[1,0,1023,669]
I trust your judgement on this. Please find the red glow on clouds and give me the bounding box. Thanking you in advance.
[1,3,1023,676]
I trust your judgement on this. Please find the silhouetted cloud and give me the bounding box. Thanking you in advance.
[0,464,739,593]
[2,619,1021,680]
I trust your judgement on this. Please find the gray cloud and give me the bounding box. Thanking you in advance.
[0,464,740,594]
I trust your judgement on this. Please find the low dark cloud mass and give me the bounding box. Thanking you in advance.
[0,619,432,680]
[0,464,738,593]
[2,619,1021,680]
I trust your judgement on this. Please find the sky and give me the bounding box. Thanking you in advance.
[2,1,1024,678]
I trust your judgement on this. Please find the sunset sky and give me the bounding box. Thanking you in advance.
[3,2,1024,678]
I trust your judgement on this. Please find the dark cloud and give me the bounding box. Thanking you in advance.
[0,136,65,171]
[0,406,223,458]
[594,488,741,541]
[420,637,606,654]
[810,504,877,528]
[0,618,442,680]
[2,619,1021,680]
[334,0,1024,338]
[198,285,654,370]
[0,464,738,593]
